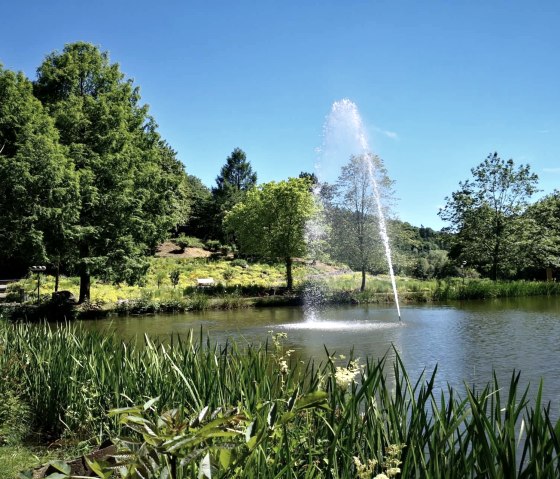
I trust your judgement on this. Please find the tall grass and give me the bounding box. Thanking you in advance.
[302,275,560,305]
[2,320,560,477]
[431,278,560,301]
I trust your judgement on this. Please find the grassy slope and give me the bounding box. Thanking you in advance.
[6,251,560,308]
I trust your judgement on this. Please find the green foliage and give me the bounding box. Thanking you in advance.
[222,268,234,280]
[389,221,452,278]
[30,42,188,302]
[225,177,318,289]
[169,270,181,288]
[0,66,79,271]
[181,175,213,240]
[204,240,221,252]
[523,190,560,274]
[322,154,394,290]
[439,152,539,280]
[229,258,248,268]
[172,235,191,252]
[210,148,257,241]
[4,322,560,478]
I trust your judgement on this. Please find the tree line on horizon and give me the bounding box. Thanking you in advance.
[1,42,559,299]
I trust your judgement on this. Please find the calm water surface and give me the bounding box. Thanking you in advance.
[81,296,560,409]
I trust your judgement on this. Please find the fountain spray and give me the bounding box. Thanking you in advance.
[320,99,401,321]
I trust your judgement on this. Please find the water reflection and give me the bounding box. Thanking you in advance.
[80,297,560,411]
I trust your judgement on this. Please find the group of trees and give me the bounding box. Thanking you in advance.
[181,148,258,241]
[0,43,188,301]
[2,43,558,297]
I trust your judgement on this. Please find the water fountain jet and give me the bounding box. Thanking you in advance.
[315,99,402,321]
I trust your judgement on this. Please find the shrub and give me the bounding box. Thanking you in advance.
[172,235,190,252]
[169,270,181,288]
[205,240,222,252]
[230,258,248,268]
[222,268,234,281]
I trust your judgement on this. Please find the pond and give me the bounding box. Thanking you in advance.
[81,296,560,409]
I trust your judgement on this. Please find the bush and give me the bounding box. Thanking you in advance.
[222,268,234,280]
[172,235,205,252]
[205,240,222,252]
[169,270,181,288]
[172,235,190,252]
[115,299,160,315]
[230,258,248,268]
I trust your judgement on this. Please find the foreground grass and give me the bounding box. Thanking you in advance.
[0,446,50,479]
[2,319,560,477]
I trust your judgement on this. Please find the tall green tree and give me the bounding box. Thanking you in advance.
[524,191,560,279]
[325,154,394,290]
[33,42,188,302]
[211,148,256,240]
[0,66,79,277]
[224,177,317,290]
[439,152,539,280]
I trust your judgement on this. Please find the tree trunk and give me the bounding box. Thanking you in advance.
[79,269,91,304]
[54,263,60,292]
[286,257,293,291]
[78,244,91,303]
[361,266,366,291]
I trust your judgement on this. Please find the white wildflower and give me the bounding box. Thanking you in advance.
[279,360,289,374]
[335,359,361,391]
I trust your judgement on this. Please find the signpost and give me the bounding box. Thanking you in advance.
[30,265,46,303]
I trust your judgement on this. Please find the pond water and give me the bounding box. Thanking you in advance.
[81,296,560,409]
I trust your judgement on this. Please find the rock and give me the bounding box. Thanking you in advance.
[51,290,77,305]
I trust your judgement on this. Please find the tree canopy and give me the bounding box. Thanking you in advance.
[0,43,189,300]
[524,191,560,277]
[210,147,257,241]
[323,154,394,290]
[0,66,79,275]
[439,152,539,280]
[224,177,317,290]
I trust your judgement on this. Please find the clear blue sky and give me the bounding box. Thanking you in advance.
[2,0,560,229]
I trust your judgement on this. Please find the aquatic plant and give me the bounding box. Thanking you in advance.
[2,321,560,477]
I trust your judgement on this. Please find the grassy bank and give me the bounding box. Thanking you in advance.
[1,320,560,477]
[4,258,560,322]
[8,257,297,303]
[302,274,560,305]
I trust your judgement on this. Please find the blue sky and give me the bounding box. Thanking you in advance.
[2,0,559,229]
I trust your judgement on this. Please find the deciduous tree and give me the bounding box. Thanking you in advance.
[439,153,539,280]
[224,178,317,290]
[524,191,560,279]
[180,174,212,239]
[325,154,394,290]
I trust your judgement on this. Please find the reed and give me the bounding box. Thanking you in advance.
[2,320,560,477]
[302,275,560,305]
